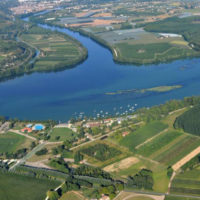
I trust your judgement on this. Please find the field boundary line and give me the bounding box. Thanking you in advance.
[167,171,176,194]
[135,128,168,150]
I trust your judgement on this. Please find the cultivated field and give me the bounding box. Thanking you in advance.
[79,140,130,168]
[114,191,164,200]
[21,26,87,72]
[136,130,183,158]
[171,167,200,196]
[119,121,168,151]
[0,132,30,154]
[0,172,60,200]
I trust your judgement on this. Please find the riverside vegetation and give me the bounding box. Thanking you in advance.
[0,5,87,81]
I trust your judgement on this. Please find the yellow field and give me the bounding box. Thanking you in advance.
[104,156,139,172]
[59,191,86,200]
[170,40,189,46]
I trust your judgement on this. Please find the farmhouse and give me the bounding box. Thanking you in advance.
[100,195,110,200]
[84,122,102,128]
[104,118,114,126]
[122,131,129,137]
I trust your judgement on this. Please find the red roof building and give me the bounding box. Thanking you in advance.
[21,127,32,133]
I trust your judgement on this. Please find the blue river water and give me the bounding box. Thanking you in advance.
[0,23,200,121]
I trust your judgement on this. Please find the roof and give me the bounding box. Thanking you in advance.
[21,127,32,133]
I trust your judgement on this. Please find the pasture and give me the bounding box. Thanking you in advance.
[0,132,27,153]
[0,172,60,200]
[49,128,76,142]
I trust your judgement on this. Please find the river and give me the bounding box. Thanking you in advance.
[0,19,200,121]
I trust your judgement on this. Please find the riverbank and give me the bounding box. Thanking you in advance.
[74,27,200,65]
[0,12,88,82]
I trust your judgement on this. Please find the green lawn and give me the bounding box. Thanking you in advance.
[0,172,60,200]
[0,132,26,153]
[49,128,76,142]
[119,121,168,151]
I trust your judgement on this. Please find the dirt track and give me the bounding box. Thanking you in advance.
[172,146,200,171]
[114,191,165,200]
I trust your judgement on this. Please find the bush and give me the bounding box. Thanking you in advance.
[36,148,48,156]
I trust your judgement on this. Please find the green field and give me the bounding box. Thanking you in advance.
[154,135,200,165]
[165,196,197,200]
[49,128,76,142]
[0,132,26,153]
[136,130,182,157]
[81,143,122,162]
[114,42,196,64]
[171,168,200,196]
[0,172,60,200]
[20,26,87,72]
[119,121,168,151]
[0,55,4,62]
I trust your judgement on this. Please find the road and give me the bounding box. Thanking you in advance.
[135,128,169,149]
[10,129,37,141]
[122,189,200,200]
[70,121,143,151]
[9,142,46,171]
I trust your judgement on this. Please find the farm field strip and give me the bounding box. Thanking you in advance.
[136,130,183,158]
[166,138,200,166]
[170,168,200,196]
[120,121,168,151]
[172,146,200,171]
[150,134,187,160]
[0,172,60,200]
[155,135,200,165]
[135,128,168,149]
[172,179,200,189]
